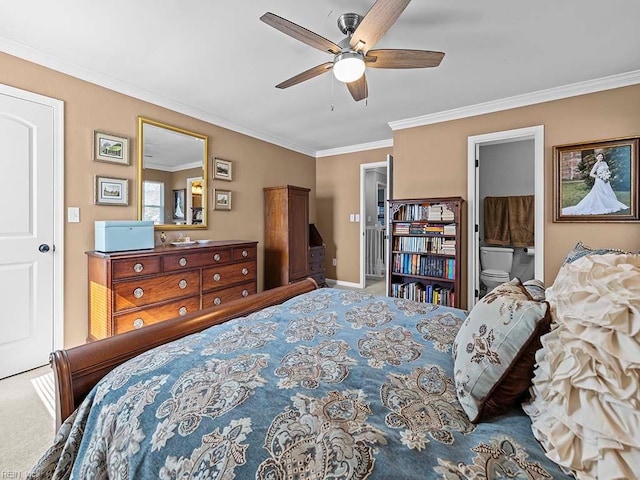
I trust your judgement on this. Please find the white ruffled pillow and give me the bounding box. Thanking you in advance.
[524,253,640,479]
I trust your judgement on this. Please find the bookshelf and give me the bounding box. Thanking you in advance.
[387,197,463,308]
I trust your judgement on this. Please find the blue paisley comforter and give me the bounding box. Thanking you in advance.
[32,288,570,479]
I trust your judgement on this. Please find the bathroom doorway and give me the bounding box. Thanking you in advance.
[467,126,545,307]
[359,155,392,294]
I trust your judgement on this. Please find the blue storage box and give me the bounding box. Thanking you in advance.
[95,220,154,252]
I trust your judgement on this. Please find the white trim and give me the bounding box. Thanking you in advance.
[0,37,316,157]
[316,139,393,158]
[144,160,202,172]
[326,279,362,289]
[467,125,544,308]
[360,161,388,290]
[389,69,640,131]
[0,83,65,351]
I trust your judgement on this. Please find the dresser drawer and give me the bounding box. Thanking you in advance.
[308,261,324,275]
[163,248,232,271]
[202,261,256,291]
[202,282,257,309]
[114,270,200,312]
[112,256,161,280]
[113,295,201,334]
[233,245,257,261]
[309,246,325,263]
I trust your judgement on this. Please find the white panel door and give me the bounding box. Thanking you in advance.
[0,91,55,379]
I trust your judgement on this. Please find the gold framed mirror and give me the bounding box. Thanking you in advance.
[137,117,208,230]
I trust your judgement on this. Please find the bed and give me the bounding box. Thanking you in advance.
[32,278,574,479]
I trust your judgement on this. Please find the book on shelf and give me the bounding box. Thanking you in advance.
[392,253,455,279]
[391,281,456,306]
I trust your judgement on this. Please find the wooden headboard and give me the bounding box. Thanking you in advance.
[50,279,318,428]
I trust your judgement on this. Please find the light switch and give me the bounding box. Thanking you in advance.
[355,214,360,222]
[349,214,355,222]
[68,207,80,223]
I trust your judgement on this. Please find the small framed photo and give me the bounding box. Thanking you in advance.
[213,189,232,210]
[94,131,130,165]
[95,176,129,206]
[173,189,186,219]
[213,158,233,181]
[554,136,639,222]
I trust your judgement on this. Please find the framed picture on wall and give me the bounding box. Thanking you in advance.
[94,131,130,165]
[213,189,232,210]
[173,189,186,219]
[554,136,639,222]
[213,158,233,181]
[95,176,129,206]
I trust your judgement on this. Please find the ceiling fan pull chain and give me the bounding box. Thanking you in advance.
[331,71,335,111]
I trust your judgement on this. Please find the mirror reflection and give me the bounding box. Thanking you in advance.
[137,118,208,229]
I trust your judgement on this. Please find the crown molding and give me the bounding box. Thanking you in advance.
[315,138,393,158]
[388,69,640,131]
[0,37,316,157]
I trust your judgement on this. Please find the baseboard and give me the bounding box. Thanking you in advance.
[325,279,363,289]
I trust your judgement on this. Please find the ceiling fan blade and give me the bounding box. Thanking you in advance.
[365,49,445,68]
[349,0,411,53]
[276,62,333,89]
[346,74,368,102]
[261,12,341,55]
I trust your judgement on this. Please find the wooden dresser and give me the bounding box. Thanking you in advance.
[86,240,258,340]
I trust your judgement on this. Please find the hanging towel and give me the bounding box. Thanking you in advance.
[508,195,535,247]
[483,196,510,245]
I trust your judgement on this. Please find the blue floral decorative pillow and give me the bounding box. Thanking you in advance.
[563,241,629,265]
[522,279,545,301]
[453,278,551,422]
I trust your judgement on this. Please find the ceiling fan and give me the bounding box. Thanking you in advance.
[260,0,445,102]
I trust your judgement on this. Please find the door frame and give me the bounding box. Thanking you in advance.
[0,83,64,351]
[359,160,389,289]
[467,125,544,308]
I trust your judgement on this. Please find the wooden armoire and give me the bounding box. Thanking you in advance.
[264,185,322,289]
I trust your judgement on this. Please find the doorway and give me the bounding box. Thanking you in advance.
[467,126,544,307]
[0,83,63,379]
[359,155,392,293]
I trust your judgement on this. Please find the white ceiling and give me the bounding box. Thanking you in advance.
[2,1,639,156]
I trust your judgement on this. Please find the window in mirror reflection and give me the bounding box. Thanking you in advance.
[143,181,164,224]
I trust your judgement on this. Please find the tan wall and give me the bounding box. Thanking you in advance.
[0,52,315,348]
[318,85,640,307]
[393,83,640,306]
[316,147,393,283]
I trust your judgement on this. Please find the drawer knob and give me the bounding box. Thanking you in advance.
[213,273,221,281]
[133,287,144,299]
[213,253,221,261]
[179,257,187,267]
[133,263,144,273]
[242,289,249,297]
[213,297,221,306]
[242,250,248,257]
[178,279,187,289]
[179,306,187,316]
[242,268,249,276]
[133,318,144,329]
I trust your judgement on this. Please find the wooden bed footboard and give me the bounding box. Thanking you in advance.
[51,279,318,428]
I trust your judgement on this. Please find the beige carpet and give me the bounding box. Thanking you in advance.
[330,276,386,296]
[0,365,55,476]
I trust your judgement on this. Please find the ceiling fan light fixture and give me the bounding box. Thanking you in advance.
[333,51,365,83]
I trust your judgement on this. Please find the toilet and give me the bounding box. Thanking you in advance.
[480,246,514,292]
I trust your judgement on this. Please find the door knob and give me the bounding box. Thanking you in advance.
[38,244,50,253]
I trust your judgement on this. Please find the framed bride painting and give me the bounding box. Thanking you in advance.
[554,136,639,222]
